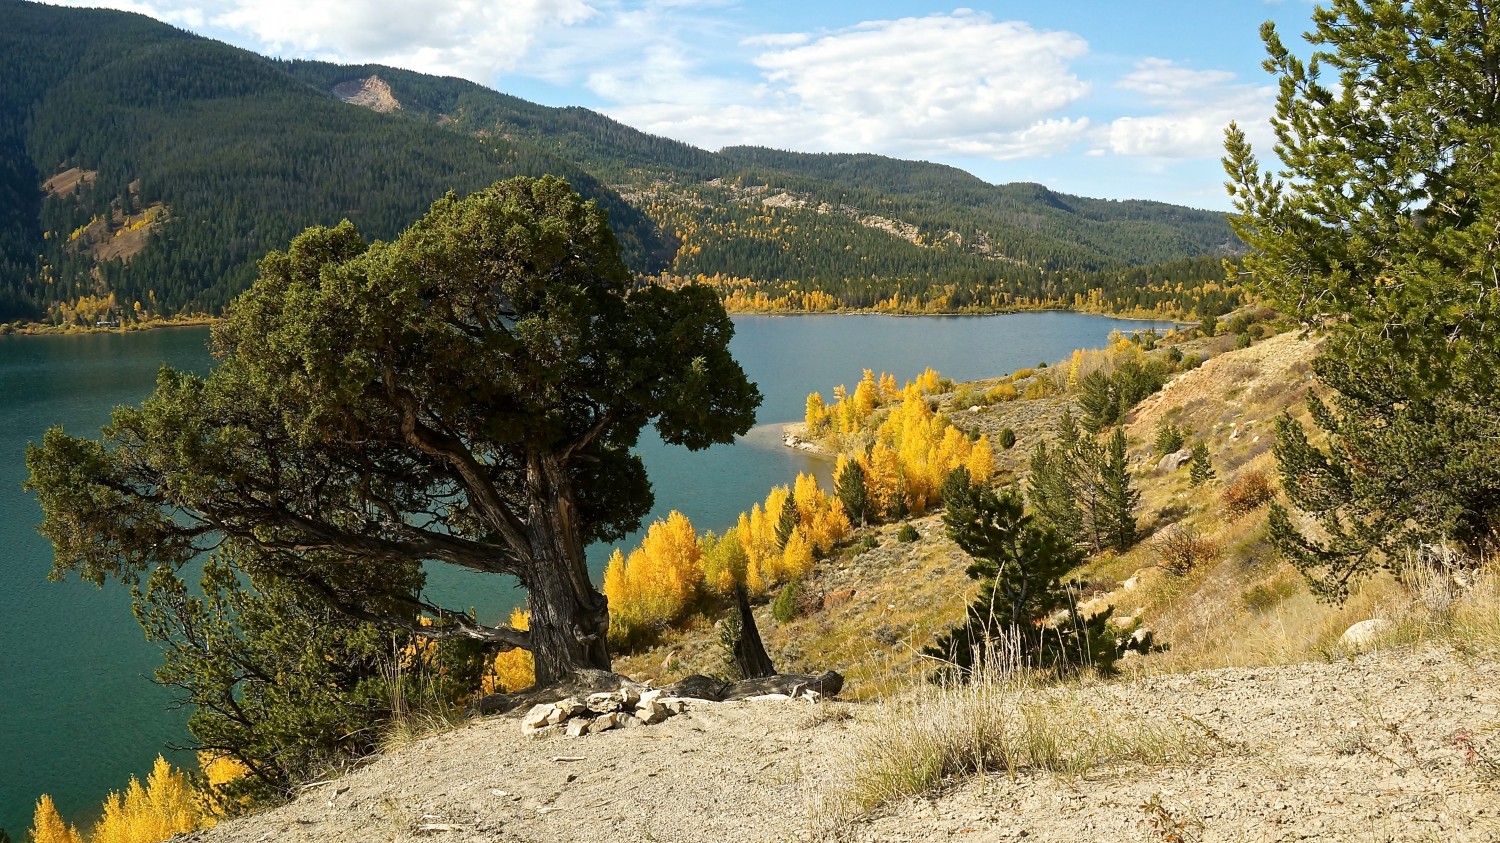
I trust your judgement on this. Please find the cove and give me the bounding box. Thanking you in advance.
[0,311,1173,831]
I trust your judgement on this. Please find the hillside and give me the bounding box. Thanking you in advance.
[166,322,1500,842]
[0,0,1239,327]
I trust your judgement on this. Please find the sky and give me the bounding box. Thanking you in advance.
[42,0,1323,210]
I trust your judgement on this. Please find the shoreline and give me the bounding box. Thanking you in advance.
[2,308,1190,338]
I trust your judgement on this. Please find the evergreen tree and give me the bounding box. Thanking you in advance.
[1153,420,1185,456]
[1224,0,1500,597]
[1189,440,1215,486]
[926,470,1114,676]
[835,458,870,527]
[775,492,800,549]
[1099,428,1140,551]
[1077,369,1118,432]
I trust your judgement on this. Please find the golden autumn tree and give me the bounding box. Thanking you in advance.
[91,756,200,843]
[27,795,83,843]
[483,609,535,693]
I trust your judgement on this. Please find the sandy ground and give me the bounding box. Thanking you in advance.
[188,645,1500,843]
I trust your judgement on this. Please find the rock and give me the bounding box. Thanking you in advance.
[659,697,692,715]
[1340,619,1394,651]
[554,697,588,721]
[521,703,557,734]
[565,718,591,738]
[617,683,642,708]
[744,693,792,702]
[619,714,643,728]
[1123,576,1140,591]
[635,690,671,724]
[586,692,623,713]
[1157,448,1194,473]
[591,712,624,733]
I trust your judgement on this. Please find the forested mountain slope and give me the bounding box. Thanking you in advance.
[0,0,1239,325]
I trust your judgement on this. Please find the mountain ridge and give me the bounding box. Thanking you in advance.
[0,0,1239,326]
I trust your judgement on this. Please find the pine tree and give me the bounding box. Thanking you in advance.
[1189,440,1215,486]
[1153,420,1185,456]
[1099,428,1140,551]
[835,456,870,527]
[926,470,1114,675]
[1224,0,1500,597]
[775,493,800,549]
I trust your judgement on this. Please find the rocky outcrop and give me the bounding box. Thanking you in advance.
[1340,618,1394,651]
[1156,448,1194,473]
[332,75,401,113]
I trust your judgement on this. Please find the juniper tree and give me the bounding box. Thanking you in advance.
[835,458,870,527]
[1189,440,1215,486]
[26,176,761,686]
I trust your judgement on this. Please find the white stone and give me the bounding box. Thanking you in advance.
[521,703,556,734]
[565,718,591,738]
[744,693,792,702]
[1340,618,1395,651]
[1122,576,1140,592]
[591,712,624,732]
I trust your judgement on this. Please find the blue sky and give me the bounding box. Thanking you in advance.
[45,0,1321,209]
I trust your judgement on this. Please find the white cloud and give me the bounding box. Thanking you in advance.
[1098,57,1274,159]
[597,11,1093,160]
[43,0,596,82]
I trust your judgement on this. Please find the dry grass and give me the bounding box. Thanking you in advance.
[820,661,1222,823]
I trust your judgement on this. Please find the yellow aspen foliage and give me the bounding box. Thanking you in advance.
[860,442,903,519]
[780,529,815,581]
[28,795,84,843]
[603,510,705,644]
[967,434,996,483]
[700,530,748,596]
[91,756,200,843]
[734,511,767,596]
[482,608,535,693]
[196,752,248,820]
[850,370,879,422]
[914,367,942,393]
[804,392,828,434]
[878,372,900,401]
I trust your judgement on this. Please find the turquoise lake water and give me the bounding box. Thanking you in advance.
[0,311,1173,831]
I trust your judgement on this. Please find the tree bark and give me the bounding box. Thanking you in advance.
[731,584,776,680]
[522,452,612,687]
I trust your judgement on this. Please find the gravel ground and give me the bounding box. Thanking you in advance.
[188,646,1500,843]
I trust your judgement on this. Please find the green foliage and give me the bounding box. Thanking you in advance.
[897,523,920,543]
[1189,440,1215,486]
[1236,331,1253,349]
[1099,429,1140,552]
[1225,0,1500,598]
[926,470,1114,676]
[998,427,1017,450]
[133,549,485,808]
[836,459,871,527]
[772,578,803,623]
[1028,411,1137,553]
[1153,420,1185,456]
[0,2,1243,324]
[775,493,800,549]
[1077,360,1169,432]
[25,176,760,685]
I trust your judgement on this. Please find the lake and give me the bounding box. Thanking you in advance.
[0,311,1173,831]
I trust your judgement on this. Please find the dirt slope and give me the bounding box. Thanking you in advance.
[187,646,1499,843]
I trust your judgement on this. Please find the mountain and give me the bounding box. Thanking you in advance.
[0,0,1239,325]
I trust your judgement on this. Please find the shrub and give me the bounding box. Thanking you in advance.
[861,534,879,551]
[998,427,1017,450]
[1153,421,1185,456]
[1154,524,1217,576]
[772,577,804,623]
[897,523,920,542]
[1236,331,1253,349]
[951,387,985,409]
[1011,367,1037,380]
[1221,470,1275,517]
[1189,441,1215,485]
[987,383,1019,402]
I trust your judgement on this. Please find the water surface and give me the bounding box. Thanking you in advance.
[0,311,1171,830]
